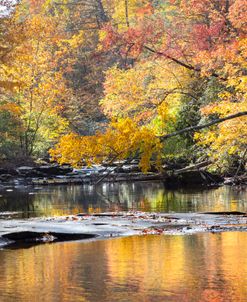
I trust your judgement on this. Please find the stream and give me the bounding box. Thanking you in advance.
[0,182,246,301]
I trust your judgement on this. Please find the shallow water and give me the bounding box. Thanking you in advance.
[0,182,246,217]
[0,183,246,301]
[0,233,247,302]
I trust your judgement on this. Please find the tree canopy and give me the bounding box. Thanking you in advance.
[0,0,246,173]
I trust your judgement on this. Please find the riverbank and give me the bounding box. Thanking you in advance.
[0,162,245,188]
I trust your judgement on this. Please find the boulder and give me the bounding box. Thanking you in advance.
[17,166,35,173]
[2,231,97,248]
[115,165,141,173]
[17,166,44,177]
[36,164,73,176]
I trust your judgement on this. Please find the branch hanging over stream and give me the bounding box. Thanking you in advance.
[159,111,247,142]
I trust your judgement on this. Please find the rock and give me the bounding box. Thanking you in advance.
[0,168,18,176]
[2,231,97,248]
[17,166,45,177]
[203,211,246,215]
[17,166,35,174]
[224,175,247,186]
[3,231,46,241]
[115,165,141,173]
[17,166,34,171]
[36,164,73,176]
[2,231,96,241]
[16,164,73,178]
[0,174,14,181]
[107,172,162,182]
[223,178,234,185]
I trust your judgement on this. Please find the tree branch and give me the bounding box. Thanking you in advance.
[143,45,225,80]
[159,111,247,141]
[124,0,130,28]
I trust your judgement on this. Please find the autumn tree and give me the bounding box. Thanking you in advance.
[0,0,73,159]
[0,1,23,160]
[51,0,247,173]
[52,0,111,135]
[1,0,246,172]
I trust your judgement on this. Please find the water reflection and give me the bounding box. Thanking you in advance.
[0,182,246,217]
[0,232,246,301]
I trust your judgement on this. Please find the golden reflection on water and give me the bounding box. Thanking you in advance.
[0,232,247,302]
[0,184,246,217]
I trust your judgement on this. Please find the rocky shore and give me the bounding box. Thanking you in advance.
[1,162,244,187]
[0,211,246,248]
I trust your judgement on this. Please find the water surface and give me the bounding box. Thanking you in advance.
[0,232,246,302]
[0,182,247,301]
[0,182,246,217]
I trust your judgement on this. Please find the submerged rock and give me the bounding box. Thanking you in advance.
[2,231,96,242]
[202,211,246,216]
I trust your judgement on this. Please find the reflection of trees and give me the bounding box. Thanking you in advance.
[0,241,110,301]
[0,233,246,301]
[171,186,247,213]
[105,233,247,301]
[98,183,247,213]
[0,184,246,217]
[0,191,36,218]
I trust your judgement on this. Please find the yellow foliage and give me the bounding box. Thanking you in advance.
[0,103,21,116]
[51,49,192,171]
[195,31,247,165]
[50,118,162,172]
[103,0,150,30]
[0,0,78,155]
[196,96,247,162]
[101,60,191,134]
